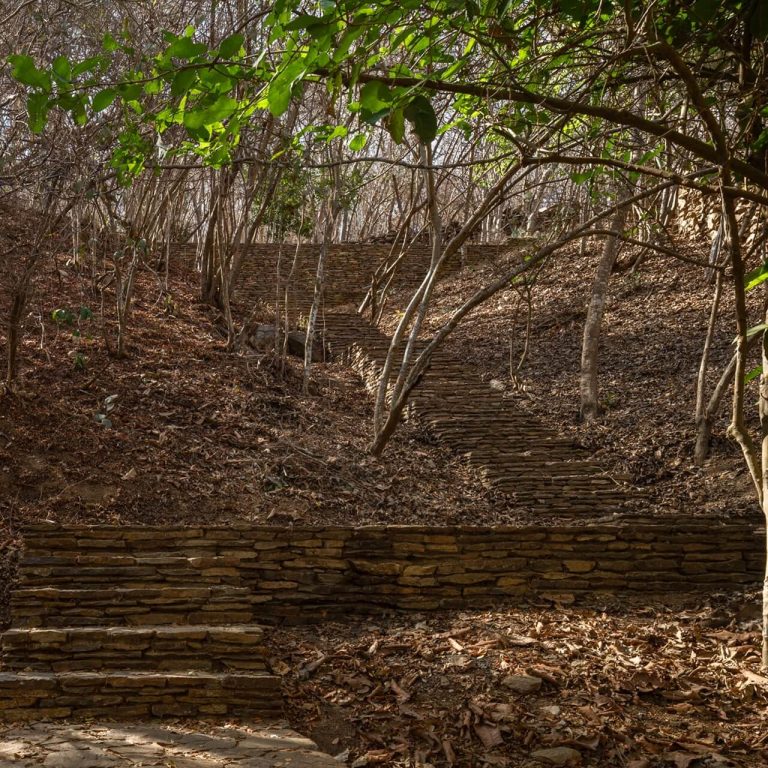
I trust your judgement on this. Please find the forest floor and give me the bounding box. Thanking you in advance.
[413,238,759,521]
[1,233,767,766]
[0,259,506,622]
[273,590,767,768]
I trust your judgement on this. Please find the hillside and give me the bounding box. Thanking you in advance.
[1,237,760,622]
[2,239,767,767]
[418,239,759,521]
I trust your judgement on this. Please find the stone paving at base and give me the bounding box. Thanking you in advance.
[0,721,339,767]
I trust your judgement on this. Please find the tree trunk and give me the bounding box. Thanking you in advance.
[6,291,24,386]
[761,313,768,667]
[580,201,627,420]
[694,270,723,464]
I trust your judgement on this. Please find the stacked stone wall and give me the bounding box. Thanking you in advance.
[0,670,282,721]
[15,521,763,626]
[174,241,512,309]
[1,626,269,672]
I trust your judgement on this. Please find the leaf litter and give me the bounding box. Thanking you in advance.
[270,592,768,767]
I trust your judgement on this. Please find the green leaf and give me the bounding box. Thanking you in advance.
[218,32,245,59]
[171,68,197,97]
[745,365,762,384]
[349,132,368,151]
[183,95,238,130]
[51,55,71,83]
[8,54,49,91]
[746,323,768,341]
[117,81,142,101]
[72,98,88,126]
[387,107,405,144]
[266,58,308,117]
[744,260,768,291]
[92,88,116,113]
[284,13,322,31]
[27,91,49,133]
[72,56,103,77]
[404,95,437,143]
[144,76,162,95]
[326,125,348,141]
[102,33,118,52]
[167,35,207,60]
[267,81,292,117]
[359,81,391,114]
[201,94,239,123]
[571,169,594,184]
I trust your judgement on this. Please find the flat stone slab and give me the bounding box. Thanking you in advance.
[0,721,339,767]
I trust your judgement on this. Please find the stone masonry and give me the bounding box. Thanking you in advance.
[202,241,630,513]
[1,242,763,724]
[0,525,283,721]
[9,520,764,624]
[1,519,762,718]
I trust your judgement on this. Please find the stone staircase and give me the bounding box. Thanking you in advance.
[0,241,630,724]
[322,312,627,514]
[0,528,282,721]
[229,242,629,515]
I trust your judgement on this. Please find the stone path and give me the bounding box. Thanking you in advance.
[0,722,339,767]
[232,244,629,514]
[323,311,627,514]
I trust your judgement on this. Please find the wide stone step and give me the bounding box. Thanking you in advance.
[11,586,256,628]
[0,670,282,721]
[18,553,254,587]
[1,625,269,672]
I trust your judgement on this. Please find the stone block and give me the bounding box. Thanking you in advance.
[350,561,402,576]
[564,560,596,573]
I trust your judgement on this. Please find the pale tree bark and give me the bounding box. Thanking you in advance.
[760,302,768,668]
[370,148,529,454]
[694,268,724,465]
[579,198,628,421]
[304,149,341,393]
[370,179,679,456]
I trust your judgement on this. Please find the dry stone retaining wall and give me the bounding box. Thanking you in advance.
[175,241,511,310]
[1,625,269,672]
[15,521,763,626]
[0,670,282,721]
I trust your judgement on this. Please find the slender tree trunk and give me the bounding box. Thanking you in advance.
[6,291,25,386]
[761,304,768,667]
[694,270,724,464]
[580,201,627,420]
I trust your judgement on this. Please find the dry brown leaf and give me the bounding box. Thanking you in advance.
[474,723,504,749]
[507,634,538,647]
[741,669,768,687]
[299,654,330,679]
[441,739,456,766]
[389,679,410,703]
[665,751,703,768]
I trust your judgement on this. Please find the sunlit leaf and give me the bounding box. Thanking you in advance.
[92,88,117,113]
[744,261,768,291]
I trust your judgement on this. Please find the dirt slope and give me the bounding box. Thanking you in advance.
[416,238,760,521]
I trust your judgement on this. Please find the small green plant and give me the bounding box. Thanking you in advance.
[52,306,94,370]
[163,293,177,316]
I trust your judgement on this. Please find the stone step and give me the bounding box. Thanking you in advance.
[0,670,282,721]
[0,722,341,767]
[1,625,269,672]
[11,586,257,628]
[17,553,253,587]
